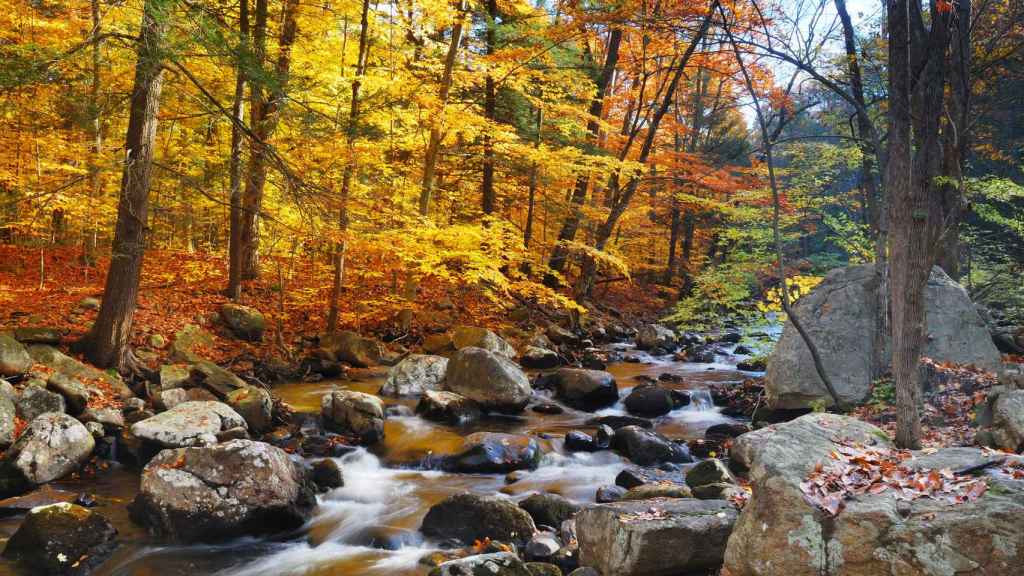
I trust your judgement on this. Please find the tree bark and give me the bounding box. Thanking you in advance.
[227,0,249,300]
[78,0,167,371]
[481,0,498,216]
[327,0,371,333]
[85,0,103,261]
[524,105,542,246]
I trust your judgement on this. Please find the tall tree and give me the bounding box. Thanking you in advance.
[78,0,169,370]
[481,0,499,215]
[227,0,250,300]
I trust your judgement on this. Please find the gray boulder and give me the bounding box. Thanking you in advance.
[444,347,532,412]
[421,493,536,545]
[189,361,247,398]
[0,413,94,496]
[766,265,1002,409]
[636,325,676,351]
[452,326,517,358]
[416,390,481,424]
[551,368,618,411]
[220,303,265,341]
[321,390,385,444]
[684,458,736,489]
[380,354,448,397]
[429,553,532,576]
[0,335,31,377]
[0,394,15,448]
[989,388,1024,452]
[2,503,118,575]
[725,414,1024,576]
[576,498,737,576]
[130,439,314,542]
[226,386,273,433]
[16,384,65,422]
[46,373,89,414]
[130,401,247,448]
[521,346,560,369]
[28,345,133,399]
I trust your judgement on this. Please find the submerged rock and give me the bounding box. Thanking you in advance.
[380,354,448,397]
[443,432,542,474]
[321,390,385,444]
[130,439,314,542]
[551,368,619,411]
[444,347,533,413]
[428,552,532,576]
[576,498,737,576]
[421,493,536,546]
[131,401,247,448]
[2,502,117,575]
[612,425,691,466]
[0,413,94,496]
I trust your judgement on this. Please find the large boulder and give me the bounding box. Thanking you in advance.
[623,384,674,417]
[321,330,383,367]
[612,426,691,466]
[27,345,133,399]
[0,413,95,496]
[442,432,542,474]
[766,265,1002,409]
[130,401,247,448]
[130,439,314,542]
[16,383,65,422]
[321,390,385,444]
[421,493,536,545]
[551,368,619,411]
[429,553,532,576]
[576,498,737,576]
[636,325,676,351]
[380,354,448,397]
[2,503,118,575]
[226,385,273,433]
[983,388,1024,453]
[219,303,265,341]
[444,347,532,412]
[0,335,31,377]
[452,326,517,358]
[723,413,1024,576]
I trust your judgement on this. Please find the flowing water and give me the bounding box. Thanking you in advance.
[0,343,762,576]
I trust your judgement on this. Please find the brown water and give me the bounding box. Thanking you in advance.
[0,346,756,576]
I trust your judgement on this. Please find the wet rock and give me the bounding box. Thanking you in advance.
[580,351,606,370]
[620,483,692,500]
[46,373,89,414]
[636,324,676,351]
[593,425,613,450]
[13,327,62,344]
[321,390,385,444]
[311,458,344,491]
[0,394,15,449]
[130,439,314,542]
[416,390,481,424]
[0,485,79,516]
[0,413,94,496]
[563,431,595,452]
[220,303,265,341]
[226,385,273,433]
[691,482,742,500]
[16,384,65,422]
[28,345,133,399]
[520,493,580,529]
[421,494,537,546]
[321,330,384,368]
[380,354,448,397]
[550,368,618,411]
[724,414,1024,576]
[526,562,563,576]
[386,404,414,418]
[612,426,691,466]
[428,552,532,576]
[585,415,652,430]
[622,384,673,418]
[2,503,117,575]
[684,458,735,489]
[189,361,247,398]
[531,402,564,415]
[704,423,750,440]
[521,346,560,369]
[577,498,737,576]
[169,324,214,364]
[526,532,562,561]
[595,485,625,503]
[0,335,31,377]
[444,347,532,413]
[451,326,517,358]
[131,401,247,448]
[736,358,766,371]
[443,432,542,474]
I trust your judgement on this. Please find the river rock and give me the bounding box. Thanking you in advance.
[766,265,1002,409]
[16,384,65,422]
[416,390,481,424]
[595,485,626,503]
[563,431,595,452]
[429,552,532,576]
[311,458,344,491]
[623,384,674,417]
[2,503,117,575]
[586,415,652,430]
[443,347,532,412]
[551,368,618,411]
[220,303,265,341]
[576,498,737,576]
[612,426,691,466]
[130,439,314,542]
[321,330,384,367]
[421,494,536,545]
[226,385,273,433]
[380,354,448,397]
[189,361,247,398]
[27,345,133,399]
[724,413,1024,576]
[321,390,385,444]
[620,483,693,500]
[443,432,542,474]
[526,562,563,576]
[525,532,562,561]
[169,324,214,363]
[0,413,94,496]
[636,324,676,351]
[0,335,31,377]
[131,401,247,448]
[684,458,735,489]
[451,326,516,358]
[521,346,560,369]
[520,493,580,529]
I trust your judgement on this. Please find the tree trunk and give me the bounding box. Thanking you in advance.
[85,0,103,261]
[481,0,498,215]
[78,0,167,371]
[418,0,466,216]
[227,0,250,300]
[327,0,371,334]
[543,27,622,286]
[524,105,542,246]
[665,203,680,284]
[240,0,299,280]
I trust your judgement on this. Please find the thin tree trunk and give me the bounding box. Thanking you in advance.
[327,0,371,333]
[665,203,680,284]
[78,0,167,371]
[418,0,466,216]
[543,27,622,286]
[86,0,103,261]
[227,0,250,300]
[524,105,542,246]
[481,0,498,215]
